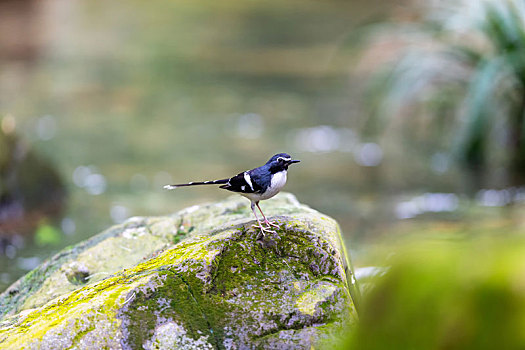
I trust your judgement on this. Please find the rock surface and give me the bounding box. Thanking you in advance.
[0,193,358,349]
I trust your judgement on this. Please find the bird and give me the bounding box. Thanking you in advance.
[164,153,300,234]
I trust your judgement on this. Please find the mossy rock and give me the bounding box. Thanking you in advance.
[0,193,358,349]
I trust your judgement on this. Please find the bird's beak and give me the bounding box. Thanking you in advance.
[289,159,300,164]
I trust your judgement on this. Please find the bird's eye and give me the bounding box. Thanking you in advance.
[277,157,284,163]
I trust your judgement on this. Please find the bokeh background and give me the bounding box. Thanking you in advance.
[2,0,525,294]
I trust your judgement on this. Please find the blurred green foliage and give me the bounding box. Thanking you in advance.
[34,222,61,246]
[0,118,65,234]
[344,238,525,349]
[365,0,525,185]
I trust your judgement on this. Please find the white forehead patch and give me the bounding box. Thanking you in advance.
[277,157,291,162]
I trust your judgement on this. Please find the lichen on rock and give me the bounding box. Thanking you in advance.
[0,193,358,349]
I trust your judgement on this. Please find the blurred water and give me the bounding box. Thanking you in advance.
[0,0,513,292]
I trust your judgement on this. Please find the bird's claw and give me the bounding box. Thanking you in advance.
[259,225,277,234]
[253,223,276,239]
[263,219,280,229]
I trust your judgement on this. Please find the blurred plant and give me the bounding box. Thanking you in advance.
[342,238,525,349]
[34,221,61,247]
[362,0,525,185]
[0,115,66,241]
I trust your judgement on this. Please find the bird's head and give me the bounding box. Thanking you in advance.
[267,153,300,171]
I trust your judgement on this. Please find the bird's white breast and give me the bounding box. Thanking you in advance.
[261,170,287,200]
[240,170,288,202]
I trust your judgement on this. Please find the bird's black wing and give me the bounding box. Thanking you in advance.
[219,170,266,194]
[247,167,271,192]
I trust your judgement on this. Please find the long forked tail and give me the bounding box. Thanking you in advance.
[163,178,229,190]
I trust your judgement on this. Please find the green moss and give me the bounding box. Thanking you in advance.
[66,316,97,349]
[297,283,338,316]
[0,235,221,349]
[118,270,214,349]
[0,217,176,319]
[19,228,170,312]
[119,220,353,348]
[0,273,145,348]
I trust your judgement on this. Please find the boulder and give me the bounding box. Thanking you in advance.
[0,193,358,349]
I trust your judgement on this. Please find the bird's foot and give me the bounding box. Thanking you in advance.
[259,224,277,235]
[263,219,280,229]
[254,223,276,240]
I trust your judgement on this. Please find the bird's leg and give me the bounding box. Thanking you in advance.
[256,202,280,228]
[251,202,275,236]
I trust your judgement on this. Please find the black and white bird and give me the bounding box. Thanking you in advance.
[164,153,300,233]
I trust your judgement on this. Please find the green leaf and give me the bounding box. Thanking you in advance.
[454,56,507,164]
